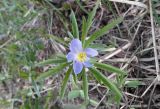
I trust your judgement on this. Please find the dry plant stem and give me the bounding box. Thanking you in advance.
[31,86,56,95]
[99,42,131,62]
[147,0,160,107]
[120,103,148,108]
[104,56,160,63]
[94,91,108,109]
[113,2,132,38]
[116,0,148,21]
[141,77,157,97]
[95,3,104,29]
[148,82,157,109]
[141,0,160,98]
[120,105,125,109]
[89,83,101,91]
[106,58,135,63]
[139,56,160,62]
[119,21,141,70]
[124,92,140,98]
[0,37,13,49]
[149,0,160,76]
[99,43,131,80]
[109,0,148,9]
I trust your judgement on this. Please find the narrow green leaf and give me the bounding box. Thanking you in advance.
[94,62,126,75]
[89,99,99,107]
[79,90,85,98]
[72,72,78,85]
[67,31,74,39]
[125,80,141,88]
[84,17,123,48]
[36,63,69,81]
[68,90,98,107]
[86,0,100,30]
[89,67,122,102]
[56,53,67,59]
[47,34,68,46]
[35,58,67,67]
[71,72,79,89]
[44,90,53,109]
[81,16,87,45]
[70,10,79,38]
[60,66,72,99]
[82,69,89,104]
[75,0,88,14]
[32,80,41,97]
[63,103,86,109]
[44,0,69,30]
[68,90,85,99]
[68,90,81,99]
[89,44,115,52]
[82,0,100,44]
[19,70,29,79]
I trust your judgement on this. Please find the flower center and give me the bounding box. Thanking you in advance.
[77,52,86,62]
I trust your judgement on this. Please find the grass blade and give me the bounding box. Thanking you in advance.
[84,17,123,48]
[60,66,72,99]
[75,0,88,14]
[47,34,68,47]
[36,62,69,81]
[35,58,67,67]
[86,0,100,31]
[82,69,89,104]
[82,0,100,46]
[67,31,74,39]
[68,90,82,99]
[32,79,41,97]
[89,67,122,102]
[81,16,87,44]
[94,62,126,75]
[70,10,79,38]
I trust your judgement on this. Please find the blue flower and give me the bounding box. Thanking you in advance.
[66,39,98,74]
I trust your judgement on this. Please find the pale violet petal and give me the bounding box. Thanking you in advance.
[66,52,76,62]
[83,61,92,68]
[69,39,82,53]
[85,48,98,57]
[73,61,83,74]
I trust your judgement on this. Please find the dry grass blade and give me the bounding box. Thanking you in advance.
[0,37,13,49]
[149,0,160,76]
[141,0,160,99]
[109,0,148,9]
[99,42,131,62]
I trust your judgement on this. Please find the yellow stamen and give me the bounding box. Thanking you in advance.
[77,52,86,62]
